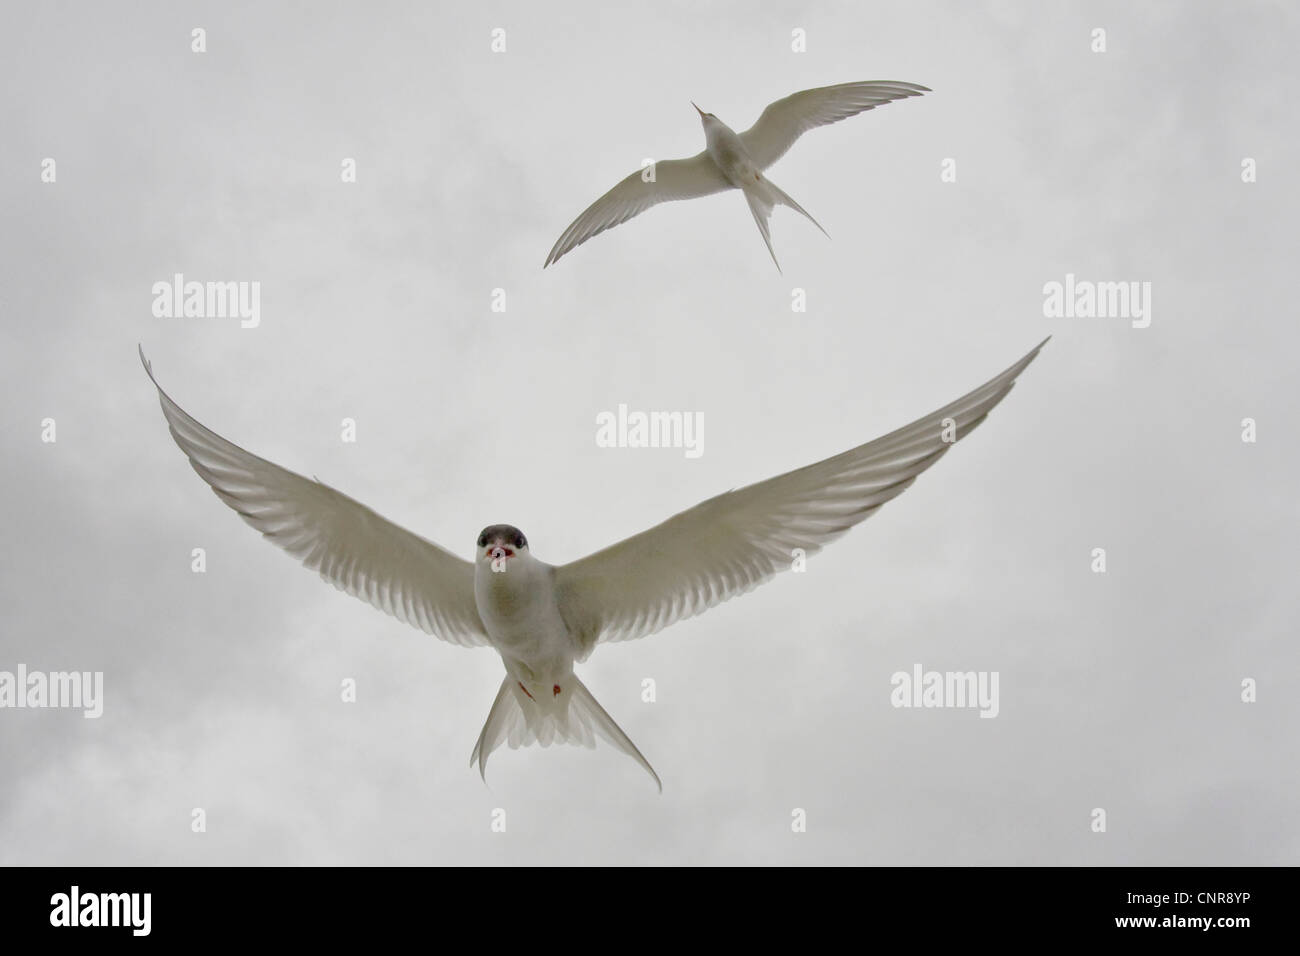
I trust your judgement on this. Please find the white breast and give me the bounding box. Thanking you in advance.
[474,557,575,675]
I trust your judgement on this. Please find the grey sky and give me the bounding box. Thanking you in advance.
[1,1,1296,864]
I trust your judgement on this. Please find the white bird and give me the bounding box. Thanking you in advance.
[544,80,930,271]
[139,338,1045,791]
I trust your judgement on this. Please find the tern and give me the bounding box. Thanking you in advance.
[544,80,930,271]
[140,338,1045,791]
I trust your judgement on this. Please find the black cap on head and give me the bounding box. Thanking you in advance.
[477,524,527,549]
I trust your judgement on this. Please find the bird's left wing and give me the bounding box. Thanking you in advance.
[544,153,730,267]
[555,339,1046,658]
[140,348,489,647]
[740,80,929,171]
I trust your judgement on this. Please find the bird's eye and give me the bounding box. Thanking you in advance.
[477,533,487,547]
[515,534,527,549]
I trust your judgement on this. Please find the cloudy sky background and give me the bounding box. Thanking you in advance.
[2,0,1296,864]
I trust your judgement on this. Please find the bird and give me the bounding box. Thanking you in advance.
[139,338,1045,791]
[544,80,930,272]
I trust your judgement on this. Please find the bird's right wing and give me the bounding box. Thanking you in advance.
[140,348,489,648]
[544,153,731,267]
[741,80,930,170]
[555,339,1047,658]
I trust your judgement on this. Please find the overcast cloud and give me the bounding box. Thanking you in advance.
[1,0,1296,865]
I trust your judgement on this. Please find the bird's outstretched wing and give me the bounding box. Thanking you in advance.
[139,347,489,647]
[555,338,1046,657]
[740,80,930,171]
[544,153,731,267]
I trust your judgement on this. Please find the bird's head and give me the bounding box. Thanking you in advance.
[692,101,719,128]
[476,524,529,569]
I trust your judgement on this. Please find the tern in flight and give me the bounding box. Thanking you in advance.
[544,80,929,271]
[140,338,1044,791]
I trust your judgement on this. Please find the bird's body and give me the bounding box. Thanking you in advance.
[544,81,929,271]
[469,536,661,787]
[473,541,572,695]
[699,112,756,188]
[140,337,1045,792]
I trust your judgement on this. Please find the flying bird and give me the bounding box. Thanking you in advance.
[139,338,1045,791]
[544,80,930,271]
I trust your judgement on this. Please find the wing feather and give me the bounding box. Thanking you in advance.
[555,339,1046,657]
[140,348,488,647]
[545,153,731,267]
[741,81,930,170]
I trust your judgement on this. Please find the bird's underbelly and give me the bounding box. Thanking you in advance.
[488,622,553,658]
[709,142,762,188]
[482,613,575,681]
[718,157,761,188]
[494,630,574,702]
[475,572,576,695]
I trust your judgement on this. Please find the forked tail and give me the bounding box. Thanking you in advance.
[741,174,829,274]
[469,675,662,792]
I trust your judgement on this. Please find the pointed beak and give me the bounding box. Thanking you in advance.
[488,545,513,561]
[692,101,705,118]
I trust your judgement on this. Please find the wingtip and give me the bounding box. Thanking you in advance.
[861,80,931,95]
[1007,336,1050,378]
[471,745,490,786]
[640,759,664,794]
[138,343,160,387]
